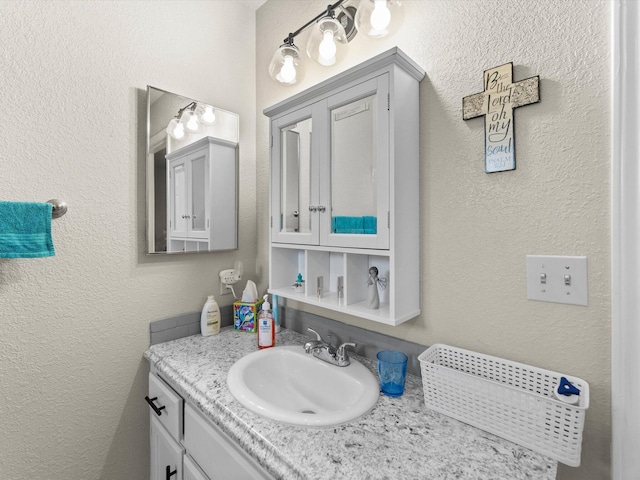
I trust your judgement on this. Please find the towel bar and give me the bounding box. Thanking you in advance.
[46,199,67,219]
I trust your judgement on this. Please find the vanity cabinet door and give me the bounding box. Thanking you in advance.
[150,415,184,480]
[322,74,390,250]
[183,404,273,480]
[183,455,210,480]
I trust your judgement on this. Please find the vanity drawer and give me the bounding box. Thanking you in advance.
[183,404,273,480]
[147,373,183,441]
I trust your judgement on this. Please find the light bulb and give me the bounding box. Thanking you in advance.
[170,120,185,140]
[200,106,216,125]
[269,43,303,85]
[318,30,337,62]
[186,114,199,132]
[278,55,297,83]
[180,110,201,133]
[371,0,391,31]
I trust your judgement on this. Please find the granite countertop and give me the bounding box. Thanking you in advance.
[144,327,557,480]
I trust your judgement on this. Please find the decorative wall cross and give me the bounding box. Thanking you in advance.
[463,63,540,173]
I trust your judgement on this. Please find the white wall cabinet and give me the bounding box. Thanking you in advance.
[147,371,274,480]
[264,47,425,325]
[166,136,238,253]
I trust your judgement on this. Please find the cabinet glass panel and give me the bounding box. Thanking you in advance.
[191,155,206,232]
[330,94,377,236]
[172,162,187,234]
[280,117,312,235]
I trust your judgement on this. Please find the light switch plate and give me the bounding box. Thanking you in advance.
[526,255,588,306]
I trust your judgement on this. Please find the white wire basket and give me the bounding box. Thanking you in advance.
[418,344,589,467]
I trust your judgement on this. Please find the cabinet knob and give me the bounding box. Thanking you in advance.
[317,206,326,213]
[145,396,166,416]
[309,206,317,212]
[166,465,177,479]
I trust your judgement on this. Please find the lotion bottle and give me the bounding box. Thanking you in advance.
[201,295,221,336]
[257,294,275,349]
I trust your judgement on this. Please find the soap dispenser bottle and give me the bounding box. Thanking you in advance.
[201,295,221,336]
[257,294,275,349]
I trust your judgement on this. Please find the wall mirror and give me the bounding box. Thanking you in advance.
[146,86,239,254]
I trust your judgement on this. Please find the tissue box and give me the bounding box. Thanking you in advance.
[233,300,264,333]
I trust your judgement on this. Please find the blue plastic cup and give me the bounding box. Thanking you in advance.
[377,350,408,397]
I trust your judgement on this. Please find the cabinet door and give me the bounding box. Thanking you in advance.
[187,151,209,239]
[183,455,210,480]
[183,404,273,480]
[168,157,189,238]
[271,103,324,245]
[323,75,390,249]
[150,415,183,480]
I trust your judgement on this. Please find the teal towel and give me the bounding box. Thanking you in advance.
[332,216,364,234]
[332,216,377,235]
[0,201,55,258]
[363,216,377,234]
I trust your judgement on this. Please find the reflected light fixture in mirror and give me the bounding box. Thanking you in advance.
[146,86,239,255]
[268,0,402,85]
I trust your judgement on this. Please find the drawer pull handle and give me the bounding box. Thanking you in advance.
[166,465,177,479]
[145,396,166,416]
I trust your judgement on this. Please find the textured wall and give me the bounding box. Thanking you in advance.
[257,1,611,479]
[0,1,256,479]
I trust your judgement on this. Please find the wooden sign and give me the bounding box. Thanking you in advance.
[463,63,540,173]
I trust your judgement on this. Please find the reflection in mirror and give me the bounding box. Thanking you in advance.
[280,117,312,234]
[146,86,239,254]
[331,94,377,235]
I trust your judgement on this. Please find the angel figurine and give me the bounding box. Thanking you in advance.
[366,266,387,309]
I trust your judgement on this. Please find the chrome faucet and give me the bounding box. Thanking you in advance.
[303,328,357,367]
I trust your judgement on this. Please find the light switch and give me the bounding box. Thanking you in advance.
[526,255,588,306]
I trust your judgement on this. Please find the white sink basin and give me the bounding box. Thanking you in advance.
[227,345,379,427]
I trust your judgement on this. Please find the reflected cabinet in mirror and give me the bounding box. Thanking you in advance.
[146,86,239,254]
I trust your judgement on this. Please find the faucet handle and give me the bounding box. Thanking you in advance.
[307,327,323,341]
[336,342,357,365]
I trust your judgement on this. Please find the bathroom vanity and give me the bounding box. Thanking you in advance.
[144,328,557,480]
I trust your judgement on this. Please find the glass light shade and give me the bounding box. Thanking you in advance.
[180,109,202,134]
[306,17,348,67]
[269,43,304,85]
[166,117,186,140]
[196,104,216,125]
[354,0,403,39]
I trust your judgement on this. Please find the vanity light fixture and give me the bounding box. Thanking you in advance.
[268,0,403,86]
[166,101,216,140]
